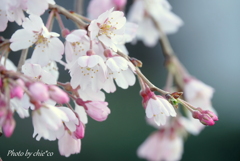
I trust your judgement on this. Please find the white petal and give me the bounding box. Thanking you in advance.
[78,56,89,67]
[22,14,43,32]
[10,29,36,51]
[22,63,42,78]
[27,0,49,15]
[0,10,8,32]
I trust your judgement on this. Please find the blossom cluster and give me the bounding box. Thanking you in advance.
[0,0,218,160]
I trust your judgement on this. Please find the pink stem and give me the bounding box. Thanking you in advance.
[55,11,65,31]
[45,10,55,30]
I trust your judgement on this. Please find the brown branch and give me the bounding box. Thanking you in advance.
[49,4,88,29]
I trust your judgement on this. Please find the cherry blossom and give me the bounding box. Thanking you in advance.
[69,54,107,91]
[103,51,136,93]
[140,86,176,126]
[0,0,26,32]
[10,98,30,119]
[65,29,90,65]
[32,104,69,141]
[22,60,59,84]
[10,15,64,66]
[88,8,127,52]
[26,0,55,15]
[58,130,81,157]
[137,130,183,161]
[0,0,55,32]
[145,96,176,126]
[128,0,183,47]
[183,78,217,134]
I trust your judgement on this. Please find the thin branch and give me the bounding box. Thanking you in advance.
[117,51,169,95]
[17,48,28,72]
[49,4,88,29]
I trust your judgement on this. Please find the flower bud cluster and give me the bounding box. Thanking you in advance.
[192,107,218,126]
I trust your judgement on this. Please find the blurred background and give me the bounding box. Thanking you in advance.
[1,0,240,160]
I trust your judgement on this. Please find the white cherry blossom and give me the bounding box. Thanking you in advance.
[32,104,69,141]
[0,0,55,32]
[58,130,81,157]
[26,0,55,15]
[145,96,176,126]
[69,54,107,91]
[65,29,90,65]
[128,0,183,47]
[103,55,136,93]
[10,15,64,66]
[137,131,183,161]
[88,8,127,52]
[22,60,59,84]
[10,98,30,119]
[78,87,105,102]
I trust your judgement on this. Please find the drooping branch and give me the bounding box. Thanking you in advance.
[49,4,88,29]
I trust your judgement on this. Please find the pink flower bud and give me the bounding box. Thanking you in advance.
[85,101,111,121]
[48,85,69,104]
[29,82,49,101]
[200,114,215,126]
[202,110,218,121]
[3,116,16,137]
[192,111,202,119]
[10,86,24,99]
[73,121,85,139]
[113,0,126,8]
[61,28,70,38]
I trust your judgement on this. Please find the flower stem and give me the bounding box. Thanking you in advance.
[55,11,65,31]
[45,10,55,31]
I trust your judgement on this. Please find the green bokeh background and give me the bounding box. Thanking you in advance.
[1,0,240,161]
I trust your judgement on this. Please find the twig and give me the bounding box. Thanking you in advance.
[17,49,28,72]
[49,4,88,29]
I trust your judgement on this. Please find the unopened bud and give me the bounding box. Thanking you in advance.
[10,86,24,99]
[202,110,218,121]
[3,115,16,137]
[29,82,49,101]
[192,111,202,119]
[85,101,110,122]
[48,85,69,104]
[200,114,215,126]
